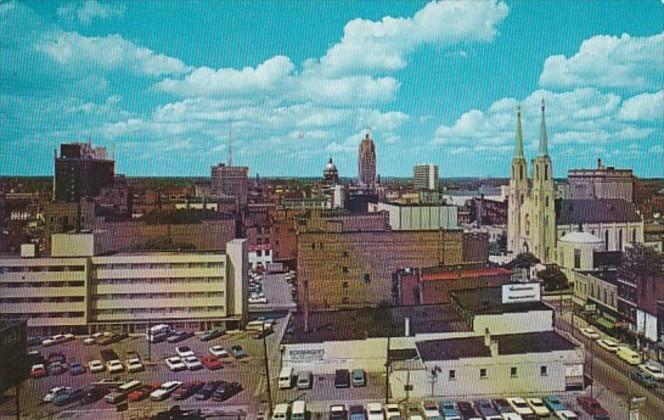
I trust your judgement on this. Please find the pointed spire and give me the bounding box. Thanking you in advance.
[514,105,524,159]
[539,98,549,156]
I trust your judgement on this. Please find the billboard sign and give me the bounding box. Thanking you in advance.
[502,283,541,304]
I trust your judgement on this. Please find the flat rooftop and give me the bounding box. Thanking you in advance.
[282,304,470,344]
[416,331,578,362]
[451,286,552,315]
[580,270,619,285]
[421,267,511,282]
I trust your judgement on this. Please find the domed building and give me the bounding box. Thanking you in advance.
[557,231,604,272]
[323,157,339,185]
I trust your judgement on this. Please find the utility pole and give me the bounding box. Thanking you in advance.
[384,335,391,404]
[262,324,273,417]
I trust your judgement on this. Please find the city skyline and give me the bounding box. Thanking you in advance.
[1,0,663,178]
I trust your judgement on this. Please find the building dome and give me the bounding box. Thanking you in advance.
[323,157,339,183]
[559,231,603,245]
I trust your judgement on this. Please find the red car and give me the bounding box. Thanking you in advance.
[172,381,204,400]
[576,396,610,420]
[128,383,159,402]
[201,355,223,370]
[31,364,47,378]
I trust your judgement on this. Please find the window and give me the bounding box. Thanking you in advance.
[311,243,315,250]
[510,367,518,378]
[574,249,581,269]
[363,273,371,283]
[449,370,456,380]
[342,251,348,257]
[480,368,487,379]
[545,164,549,181]
[342,266,349,274]
[540,365,548,376]
[342,281,349,289]
[604,230,609,250]
[618,229,623,250]
[632,229,637,243]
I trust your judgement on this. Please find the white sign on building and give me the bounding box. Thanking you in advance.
[501,283,541,304]
[636,310,658,342]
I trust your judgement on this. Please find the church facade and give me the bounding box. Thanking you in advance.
[507,100,557,263]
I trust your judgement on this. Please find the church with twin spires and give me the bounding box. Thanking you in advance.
[507,99,557,263]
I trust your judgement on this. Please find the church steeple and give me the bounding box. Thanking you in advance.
[539,98,549,156]
[514,105,524,159]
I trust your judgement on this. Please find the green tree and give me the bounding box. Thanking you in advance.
[506,252,540,270]
[538,266,569,291]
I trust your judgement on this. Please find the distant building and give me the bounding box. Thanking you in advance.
[358,133,377,187]
[413,163,439,191]
[322,158,339,185]
[374,201,457,230]
[568,159,634,202]
[211,163,249,206]
[0,235,247,335]
[54,142,115,202]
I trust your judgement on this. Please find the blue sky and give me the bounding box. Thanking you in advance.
[1,0,662,178]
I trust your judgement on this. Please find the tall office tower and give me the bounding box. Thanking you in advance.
[358,133,377,187]
[211,163,249,206]
[413,163,439,191]
[54,141,115,202]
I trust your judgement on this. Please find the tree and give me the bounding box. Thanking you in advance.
[506,252,540,270]
[538,266,569,291]
[619,244,664,278]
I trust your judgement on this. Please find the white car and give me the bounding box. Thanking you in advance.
[580,327,600,339]
[43,386,71,402]
[384,404,401,419]
[150,381,182,401]
[421,401,441,418]
[507,397,534,416]
[83,337,96,345]
[526,398,550,417]
[126,358,144,373]
[183,355,203,370]
[596,338,620,352]
[639,361,664,381]
[63,333,75,341]
[249,296,268,304]
[175,346,194,358]
[106,360,124,373]
[209,345,229,358]
[555,410,579,420]
[166,356,186,371]
[367,403,385,420]
[88,360,105,373]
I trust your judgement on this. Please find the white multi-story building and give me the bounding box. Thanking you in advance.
[375,201,457,231]
[0,234,247,335]
[413,163,439,191]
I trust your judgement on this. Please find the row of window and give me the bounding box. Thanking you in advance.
[2,312,85,319]
[0,297,85,304]
[447,365,548,380]
[252,249,271,257]
[94,306,224,315]
[0,266,85,273]
[95,262,223,270]
[1,281,85,288]
[95,277,223,285]
[93,292,224,300]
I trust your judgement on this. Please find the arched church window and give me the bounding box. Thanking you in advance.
[545,196,549,207]
[545,164,549,181]
[520,166,524,181]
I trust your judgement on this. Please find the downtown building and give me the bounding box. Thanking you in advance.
[54,142,115,203]
[0,234,248,335]
[358,133,377,187]
[211,163,249,206]
[413,163,439,191]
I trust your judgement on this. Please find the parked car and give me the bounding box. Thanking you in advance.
[31,364,47,378]
[474,399,502,420]
[596,338,620,353]
[83,336,97,345]
[526,398,550,417]
[576,396,609,420]
[211,381,242,402]
[555,410,579,420]
[201,354,223,370]
[98,332,128,346]
[166,356,187,372]
[351,368,366,387]
[43,386,71,403]
[507,398,534,416]
[330,404,348,420]
[420,401,442,419]
[127,358,144,373]
[384,404,401,420]
[456,401,480,420]
[543,396,566,412]
[639,361,664,381]
[176,345,195,358]
[52,388,84,406]
[349,405,367,420]
[335,369,351,388]
[68,362,86,375]
[88,359,105,373]
[82,385,108,403]
[27,336,43,347]
[439,400,461,420]
[100,349,120,362]
[183,355,203,370]
[580,327,600,339]
[297,371,313,390]
[48,361,67,375]
[230,345,247,359]
[150,381,182,401]
[47,352,67,364]
[200,329,225,341]
[106,360,124,373]
[168,331,194,343]
[631,368,657,388]
[195,381,221,400]
[209,345,229,358]
[128,383,159,402]
[173,381,205,400]
[104,390,128,405]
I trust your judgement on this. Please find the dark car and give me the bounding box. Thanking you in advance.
[474,399,501,419]
[349,405,366,420]
[27,350,45,366]
[631,368,657,388]
[334,369,351,388]
[98,332,128,346]
[577,396,610,420]
[53,388,85,406]
[200,329,224,341]
[167,331,194,343]
[27,336,43,347]
[69,362,86,375]
[195,381,221,400]
[492,398,515,414]
[48,361,67,375]
[47,352,67,364]
[211,381,242,402]
[172,381,205,401]
[457,401,480,420]
[230,345,247,359]
[82,385,108,403]
[100,349,120,362]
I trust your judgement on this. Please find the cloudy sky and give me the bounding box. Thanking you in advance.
[1,0,662,177]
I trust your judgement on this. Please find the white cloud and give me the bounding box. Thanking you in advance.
[308,0,509,75]
[539,32,664,89]
[434,88,657,153]
[37,31,190,76]
[619,90,664,121]
[57,0,125,25]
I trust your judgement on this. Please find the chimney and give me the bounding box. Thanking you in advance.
[490,339,499,356]
[597,158,602,169]
[404,317,410,337]
[484,328,491,347]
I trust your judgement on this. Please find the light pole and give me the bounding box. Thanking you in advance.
[262,324,273,417]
